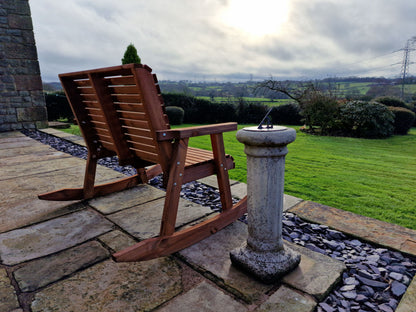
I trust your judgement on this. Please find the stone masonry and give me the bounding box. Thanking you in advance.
[0,0,47,132]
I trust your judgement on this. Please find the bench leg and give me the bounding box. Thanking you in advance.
[160,138,188,237]
[211,133,233,210]
[83,154,98,199]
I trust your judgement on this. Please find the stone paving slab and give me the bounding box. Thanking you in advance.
[0,131,26,139]
[1,144,62,158]
[0,198,84,234]
[179,221,272,303]
[197,175,240,188]
[0,149,71,168]
[255,285,316,312]
[199,176,302,211]
[396,275,416,312]
[283,243,346,300]
[98,230,138,253]
[0,209,113,265]
[290,201,416,256]
[89,184,166,214]
[156,281,248,312]
[0,135,33,144]
[30,258,182,312]
[48,121,71,129]
[0,164,125,233]
[40,128,74,137]
[0,138,39,149]
[13,241,109,292]
[39,128,86,146]
[109,197,214,240]
[284,194,303,211]
[230,182,247,199]
[0,268,20,312]
[0,156,85,180]
[179,220,344,305]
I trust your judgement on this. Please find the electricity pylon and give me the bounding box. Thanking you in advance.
[400,36,416,99]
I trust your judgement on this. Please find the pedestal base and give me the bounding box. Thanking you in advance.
[230,242,301,284]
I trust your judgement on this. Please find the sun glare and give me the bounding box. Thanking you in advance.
[221,0,290,37]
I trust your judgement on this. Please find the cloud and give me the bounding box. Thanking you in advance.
[30,0,416,82]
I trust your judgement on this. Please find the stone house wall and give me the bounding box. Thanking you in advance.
[0,0,47,132]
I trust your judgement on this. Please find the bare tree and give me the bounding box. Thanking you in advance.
[256,79,340,133]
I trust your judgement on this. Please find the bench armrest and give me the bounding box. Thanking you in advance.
[156,122,237,141]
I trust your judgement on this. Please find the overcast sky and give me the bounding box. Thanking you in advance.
[30,0,416,82]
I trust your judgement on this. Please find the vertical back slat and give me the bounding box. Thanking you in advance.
[59,75,103,157]
[132,67,172,171]
[89,73,133,163]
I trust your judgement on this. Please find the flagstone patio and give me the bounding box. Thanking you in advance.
[0,130,415,312]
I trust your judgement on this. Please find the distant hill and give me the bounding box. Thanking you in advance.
[159,76,416,102]
[42,76,416,101]
[42,82,62,92]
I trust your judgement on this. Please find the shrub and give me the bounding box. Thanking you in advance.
[388,106,415,135]
[373,96,410,109]
[300,92,340,134]
[270,103,303,125]
[339,101,394,138]
[166,106,184,125]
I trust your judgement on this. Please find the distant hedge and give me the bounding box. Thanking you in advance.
[162,93,237,123]
[270,103,303,125]
[44,92,73,121]
[43,91,307,127]
[162,93,303,125]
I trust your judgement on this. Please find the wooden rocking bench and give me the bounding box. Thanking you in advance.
[38,63,247,261]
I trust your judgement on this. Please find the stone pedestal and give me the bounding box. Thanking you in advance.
[230,126,301,283]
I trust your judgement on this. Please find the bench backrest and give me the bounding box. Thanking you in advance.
[59,64,172,170]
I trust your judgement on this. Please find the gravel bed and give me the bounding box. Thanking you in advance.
[22,129,416,311]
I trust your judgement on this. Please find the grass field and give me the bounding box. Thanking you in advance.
[61,124,416,230]
[196,96,291,106]
[185,125,416,230]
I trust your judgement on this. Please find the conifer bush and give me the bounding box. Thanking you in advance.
[121,43,141,64]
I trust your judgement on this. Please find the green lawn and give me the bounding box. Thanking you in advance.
[186,125,416,230]
[61,124,416,230]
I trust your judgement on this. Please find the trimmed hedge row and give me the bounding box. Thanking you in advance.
[162,93,303,125]
[44,92,413,138]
